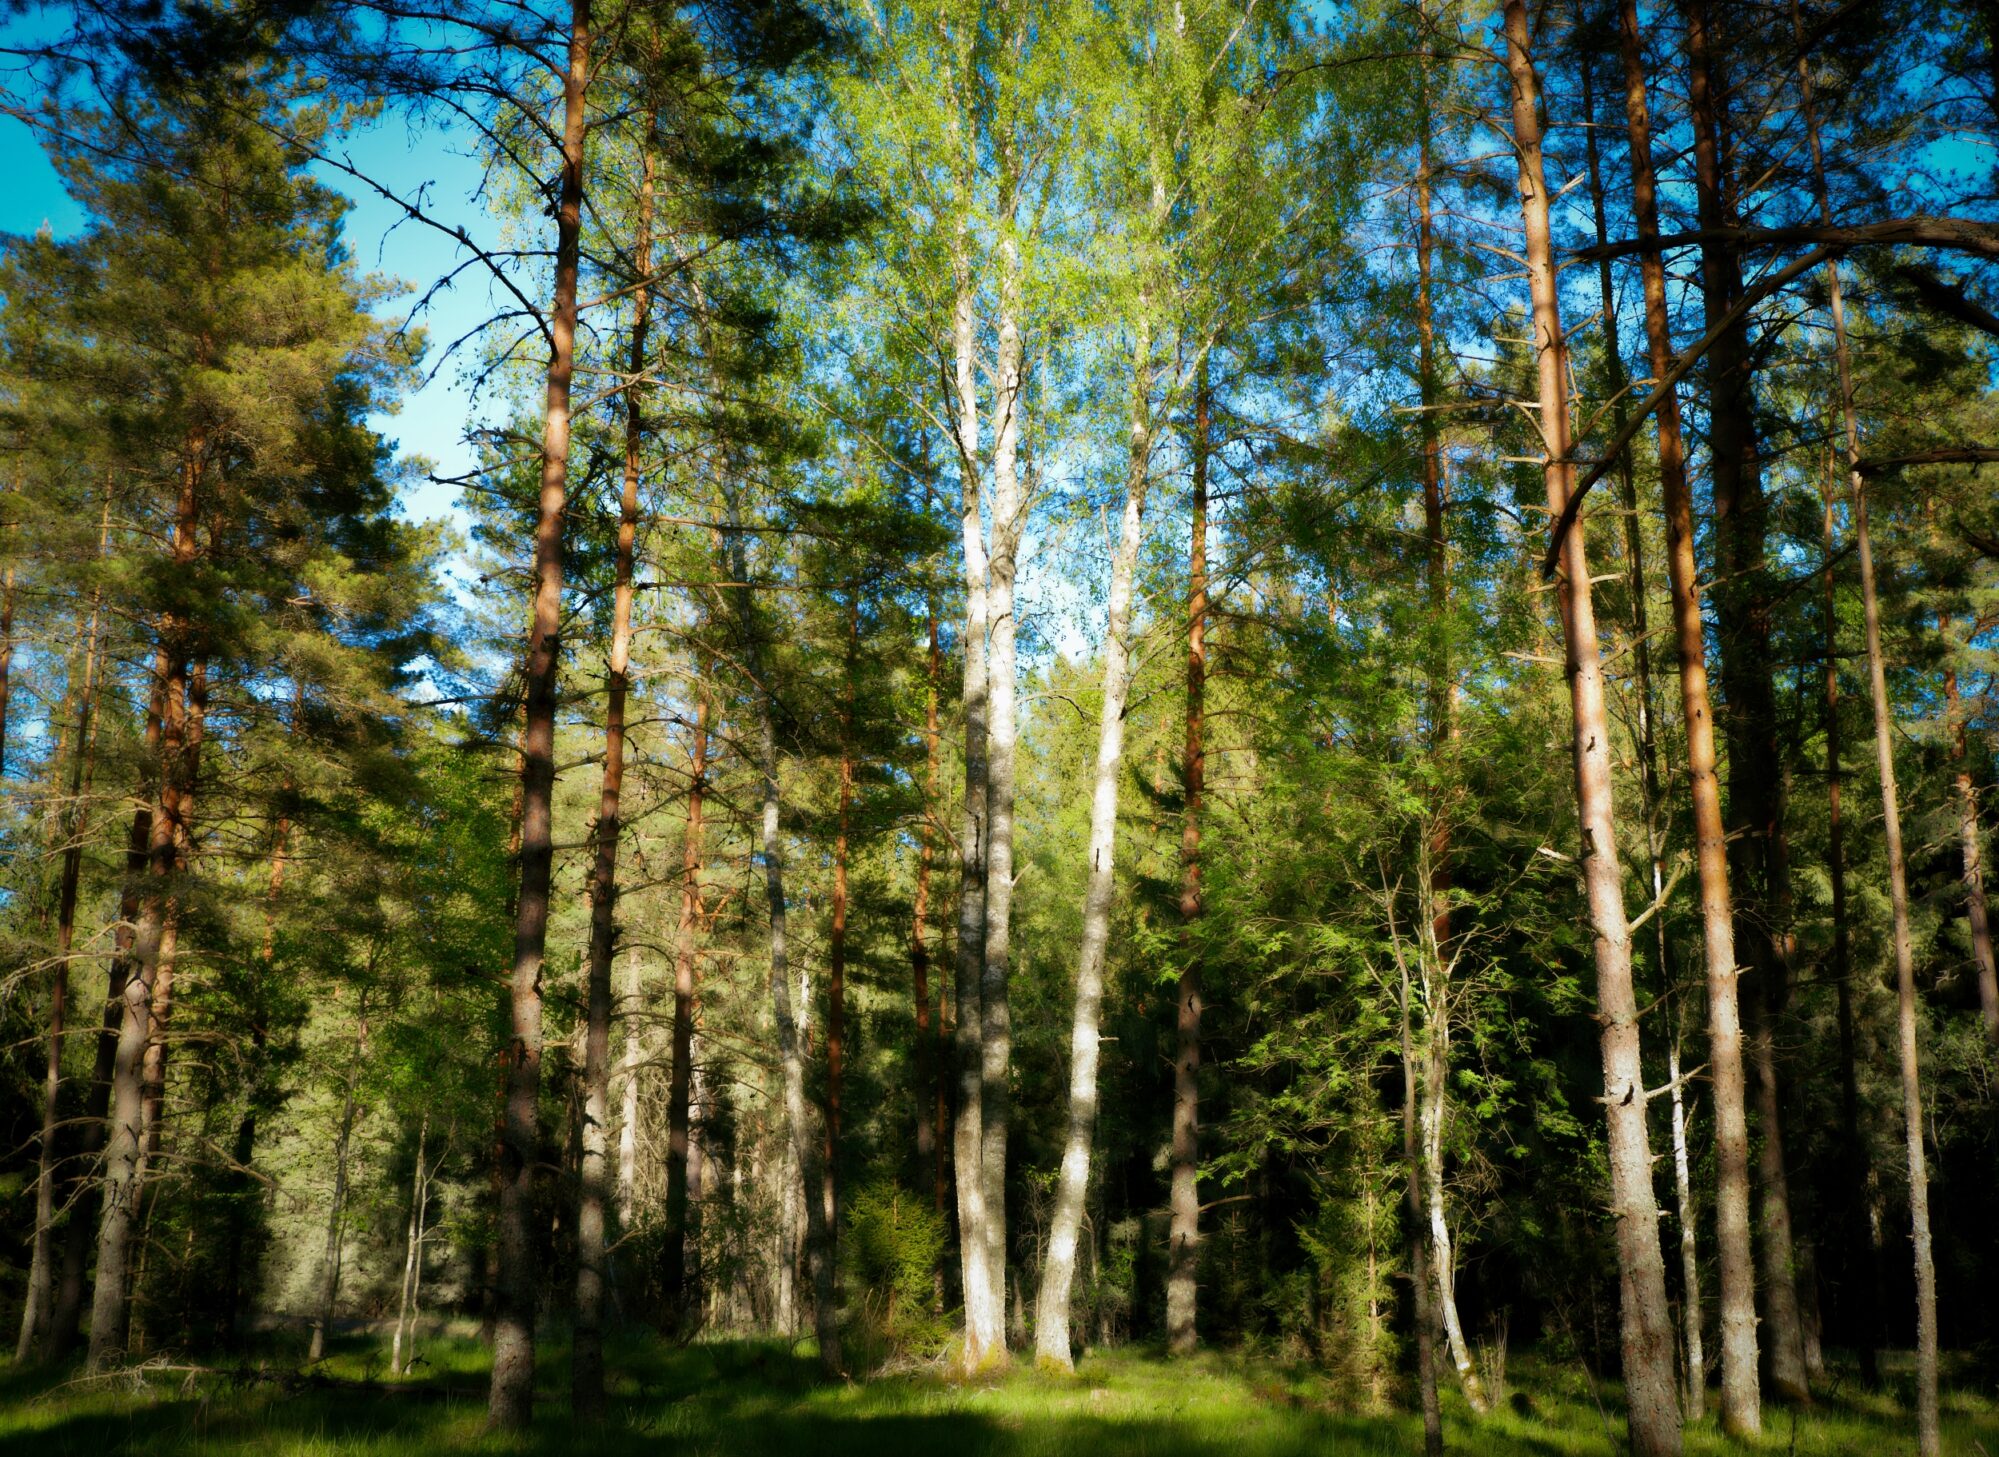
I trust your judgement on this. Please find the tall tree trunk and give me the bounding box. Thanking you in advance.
[1036,317,1154,1371]
[1846,379,1942,1457]
[665,673,709,1308]
[824,595,858,1285]
[1502,8,1681,1453]
[1166,359,1207,1358]
[1789,8,1924,1411]
[138,656,207,1207]
[309,1009,366,1364]
[1817,467,1881,1385]
[1804,102,1942,1457]
[491,0,590,1427]
[913,594,947,1212]
[725,476,840,1374]
[18,572,106,1362]
[573,123,649,1424]
[88,435,204,1372]
[51,662,166,1359]
[1615,0,1757,1426]
[979,221,1025,1362]
[755,688,840,1372]
[949,242,1000,1367]
[1684,0,1810,1399]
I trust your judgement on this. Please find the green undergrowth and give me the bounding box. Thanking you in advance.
[1,1335,1991,1456]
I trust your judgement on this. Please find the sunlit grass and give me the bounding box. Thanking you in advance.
[1,1333,1990,1455]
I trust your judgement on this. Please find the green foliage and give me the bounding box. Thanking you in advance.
[840,1180,949,1369]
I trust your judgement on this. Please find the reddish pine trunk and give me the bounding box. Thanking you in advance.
[490,0,590,1427]
[572,122,649,1421]
[1166,365,1208,1357]
[1502,7,1681,1452]
[1614,0,1758,1425]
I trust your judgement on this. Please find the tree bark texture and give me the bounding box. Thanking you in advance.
[1615,0,1759,1426]
[665,673,709,1307]
[490,0,590,1428]
[1502,8,1681,1452]
[1035,318,1153,1370]
[572,116,647,1422]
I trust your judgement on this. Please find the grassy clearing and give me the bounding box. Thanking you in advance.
[1,1335,1990,1456]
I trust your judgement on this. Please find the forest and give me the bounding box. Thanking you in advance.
[0,0,1996,1453]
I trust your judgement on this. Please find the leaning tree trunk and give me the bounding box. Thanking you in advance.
[491,0,590,1429]
[1817,466,1881,1385]
[18,573,106,1362]
[573,124,651,1424]
[1502,7,1681,1453]
[1035,317,1154,1371]
[1808,108,1943,1457]
[1845,384,1941,1457]
[1614,0,1756,1425]
[1166,357,1208,1358]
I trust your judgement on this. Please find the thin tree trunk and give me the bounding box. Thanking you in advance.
[913,593,947,1213]
[1847,386,1942,1457]
[18,569,107,1362]
[1401,949,1444,1454]
[1502,8,1681,1452]
[1035,317,1154,1371]
[309,1009,366,1364]
[0,559,14,779]
[1166,357,1208,1358]
[1817,466,1880,1386]
[755,692,840,1372]
[393,1113,429,1375]
[1684,2,1811,1400]
[490,0,590,1428]
[1613,0,1756,1426]
[1666,1024,1704,1416]
[823,595,858,1284]
[616,941,644,1230]
[979,220,1026,1364]
[1411,95,1484,1412]
[665,672,709,1308]
[949,241,1000,1367]
[1806,103,1943,1457]
[573,116,648,1423]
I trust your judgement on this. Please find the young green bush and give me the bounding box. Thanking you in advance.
[840,1180,948,1370]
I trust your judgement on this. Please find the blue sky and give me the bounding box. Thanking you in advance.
[0,102,496,537]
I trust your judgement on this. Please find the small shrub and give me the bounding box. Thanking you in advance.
[841,1180,948,1370]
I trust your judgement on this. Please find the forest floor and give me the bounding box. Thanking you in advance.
[2,1331,1993,1456]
